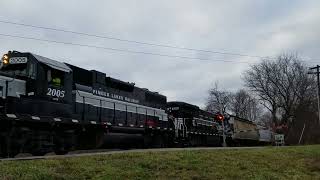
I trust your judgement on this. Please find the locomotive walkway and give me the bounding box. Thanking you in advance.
[1,146,267,161]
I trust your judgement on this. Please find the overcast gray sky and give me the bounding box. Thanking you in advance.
[0,0,319,107]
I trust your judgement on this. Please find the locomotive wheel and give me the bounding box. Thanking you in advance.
[95,131,105,149]
[153,135,166,148]
[14,153,33,158]
[31,150,47,156]
[143,136,152,148]
[53,139,70,155]
[5,137,19,158]
[54,149,68,155]
[0,137,6,158]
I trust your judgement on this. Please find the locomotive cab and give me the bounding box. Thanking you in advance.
[0,51,73,118]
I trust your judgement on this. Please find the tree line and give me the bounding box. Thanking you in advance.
[205,53,319,144]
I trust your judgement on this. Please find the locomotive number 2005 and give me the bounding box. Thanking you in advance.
[47,88,65,98]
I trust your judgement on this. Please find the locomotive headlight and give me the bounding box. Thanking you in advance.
[2,54,9,64]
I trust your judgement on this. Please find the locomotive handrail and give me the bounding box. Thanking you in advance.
[74,90,168,124]
[74,90,165,114]
[75,89,132,111]
[76,90,145,114]
[1,72,17,114]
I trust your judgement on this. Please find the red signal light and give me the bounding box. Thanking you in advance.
[215,114,224,121]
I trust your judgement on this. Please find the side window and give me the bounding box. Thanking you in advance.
[27,63,36,79]
[47,69,64,88]
[47,70,52,82]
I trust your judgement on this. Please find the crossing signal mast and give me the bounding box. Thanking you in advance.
[308,65,320,124]
[214,113,226,146]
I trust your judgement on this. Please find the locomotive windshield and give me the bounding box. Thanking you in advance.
[1,62,27,76]
[1,53,36,78]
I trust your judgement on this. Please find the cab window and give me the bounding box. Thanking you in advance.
[27,62,36,79]
[47,69,64,88]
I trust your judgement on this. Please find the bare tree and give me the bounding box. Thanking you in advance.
[243,53,315,126]
[231,89,262,121]
[259,112,273,128]
[205,82,232,114]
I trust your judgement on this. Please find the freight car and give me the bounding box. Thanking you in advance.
[0,51,172,157]
[227,115,273,146]
[257,125,274,145]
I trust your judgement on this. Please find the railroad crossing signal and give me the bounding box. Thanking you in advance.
[215,113,224,121]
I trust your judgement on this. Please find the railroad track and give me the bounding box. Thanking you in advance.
[0,146,267,161]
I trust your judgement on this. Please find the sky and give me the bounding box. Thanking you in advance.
[0,0,319,108]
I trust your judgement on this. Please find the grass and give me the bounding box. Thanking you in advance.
[0,146,319,180]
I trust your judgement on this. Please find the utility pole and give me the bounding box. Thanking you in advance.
[308,65,320,124]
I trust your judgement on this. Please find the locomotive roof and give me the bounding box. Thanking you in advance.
[31,53,72,73]
[5,51,72,73]
[67,63,166,97]
[167,101,200,110]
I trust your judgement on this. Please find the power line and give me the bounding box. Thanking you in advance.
[0,33,254,64]
[0,32,317,66]
[1,20,319,63]
[0,19,270,59]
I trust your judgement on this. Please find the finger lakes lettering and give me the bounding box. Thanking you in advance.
[92,89,139,104]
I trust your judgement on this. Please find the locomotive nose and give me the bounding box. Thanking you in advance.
[0,75,8,99]
[0,75,26,114]
[0,75,26,99]
[0,76,7,111]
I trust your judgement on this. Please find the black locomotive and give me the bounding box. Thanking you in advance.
[0,51,226,157]
[0,51,273,158]
[167,101,224,146]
